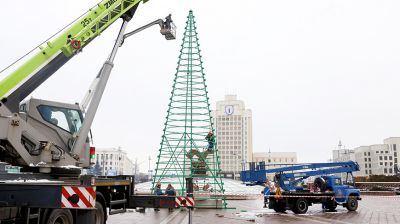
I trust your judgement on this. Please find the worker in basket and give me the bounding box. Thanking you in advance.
[163,14,173,30]
[205,131,215,151]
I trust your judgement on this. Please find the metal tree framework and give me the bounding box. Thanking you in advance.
[152,10,226,208]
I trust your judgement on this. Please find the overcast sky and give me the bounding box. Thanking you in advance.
[1,0,400,171]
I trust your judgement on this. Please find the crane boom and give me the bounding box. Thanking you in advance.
[241,161,360,188]
[0,0,147,112]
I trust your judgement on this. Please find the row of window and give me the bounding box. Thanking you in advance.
[217,141,244,145]
[221,156,242,159]
[379,156,393,160]
[218,136,242,140]
[219,150,243,154]
[218,122,242,126]
[222,160,242,164]
[218,126,244,130]
[363,168,393,174]
[363,156,394,161]
[96,161,124,166]
[373,151,389,155]
[219,146,248,150]
[218,146,242,150]
[364,162,393,167]
[97,153,124,161]
[365,170,372,175]
[218,131,242,135]
[364,158,371,162]
[218,116,245,121]
[264,158,295,163]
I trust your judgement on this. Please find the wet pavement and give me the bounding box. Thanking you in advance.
[108,195,400,224]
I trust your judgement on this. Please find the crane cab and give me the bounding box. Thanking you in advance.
[0,98,89,173]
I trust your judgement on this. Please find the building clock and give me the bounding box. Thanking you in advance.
[225,105,234,115]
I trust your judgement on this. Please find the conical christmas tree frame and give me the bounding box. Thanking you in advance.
[152,10,226,208]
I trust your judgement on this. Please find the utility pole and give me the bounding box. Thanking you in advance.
[102,152,105,176]
[134,157,138,183]
[232,152,237,180]
[148,156,152,181]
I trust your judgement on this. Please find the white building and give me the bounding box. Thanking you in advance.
[332,141,355,162]
[333,137,400,177]
[252,151,297,180]
[383,137,400,172]
[252,151,297,166]
[213,94,253,174]
[354,144,394,177]
[95,147,134,176]
[332,138,398,177]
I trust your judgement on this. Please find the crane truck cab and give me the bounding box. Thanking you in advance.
[315,175,361,211]
[0,98,89,174]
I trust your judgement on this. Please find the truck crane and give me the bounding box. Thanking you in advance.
[0,1,184,223]
[241,161,362,214]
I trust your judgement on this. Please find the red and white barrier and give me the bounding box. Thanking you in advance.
[175,196,195,207]
[61,186,96,209]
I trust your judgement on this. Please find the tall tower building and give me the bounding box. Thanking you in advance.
[213,94,253,177]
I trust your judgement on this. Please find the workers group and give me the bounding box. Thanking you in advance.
[154,182,177,211]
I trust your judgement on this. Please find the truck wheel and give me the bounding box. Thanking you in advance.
[46,209,73,224]
[95,201,106,224]
[273,202,286,213]
[345,198,358,211]
[293,198,308,214]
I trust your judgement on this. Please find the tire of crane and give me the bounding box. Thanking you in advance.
[345,197,358,211]
[45,209,73,224]
[95,201,106,224]
[292,198,308,214]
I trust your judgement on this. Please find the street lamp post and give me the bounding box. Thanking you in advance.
[232,152,238,180]
[102,152,106,176]
[148,156,152,181]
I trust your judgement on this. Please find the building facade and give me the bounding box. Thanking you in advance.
[354,144,394,177]
[383,137,399,172]
[332,141,355,163]
[333,138,399,177]
[95,147,134,176]
[252,151,297,166]
[213,95,253,174]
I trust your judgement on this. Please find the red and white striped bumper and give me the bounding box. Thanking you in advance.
[61,186,96,209]
[175,196,194,207]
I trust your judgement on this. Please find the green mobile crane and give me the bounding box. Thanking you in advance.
[0,1,180,223]
[0,0,149,173]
